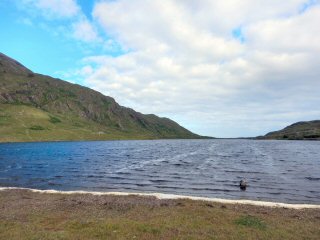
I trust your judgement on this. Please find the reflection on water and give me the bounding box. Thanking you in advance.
[0,139,319,203]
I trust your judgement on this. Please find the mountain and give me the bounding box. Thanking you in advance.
[0,52,204,142]
[258,120,320,140]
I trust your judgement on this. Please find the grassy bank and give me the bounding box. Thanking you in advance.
[0,189,319,239]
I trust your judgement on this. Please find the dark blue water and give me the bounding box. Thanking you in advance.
[0,139,319,203]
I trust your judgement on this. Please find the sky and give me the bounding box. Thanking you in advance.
[1,0,320,138]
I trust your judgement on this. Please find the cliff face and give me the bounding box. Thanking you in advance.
[0,53,202,142]
[260,121,320,140]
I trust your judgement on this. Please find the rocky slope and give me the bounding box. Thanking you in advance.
[0,52,203,142]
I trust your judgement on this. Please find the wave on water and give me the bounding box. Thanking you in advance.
[1,139,319,204]
[305,177,320,181]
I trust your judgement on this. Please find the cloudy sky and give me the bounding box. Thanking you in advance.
[1,0,320,137]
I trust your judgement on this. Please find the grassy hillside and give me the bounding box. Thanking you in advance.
[259,121,320,140]
[0,104,157,142]
[0,53,203,142]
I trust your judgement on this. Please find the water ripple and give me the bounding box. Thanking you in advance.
[0,139,319,204]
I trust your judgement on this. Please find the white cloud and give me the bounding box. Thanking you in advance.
[18,0,101,44]
[245,6,320,52]
[72,19,101,43]
[78,1,320,137]
[22,0,80,19]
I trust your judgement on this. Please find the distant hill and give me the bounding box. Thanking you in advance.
[0,52,204,142]
[258,121,320,140]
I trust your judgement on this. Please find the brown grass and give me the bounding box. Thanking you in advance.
[0,189,319,240]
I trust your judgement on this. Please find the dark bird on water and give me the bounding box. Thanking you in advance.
[240,179,247,190]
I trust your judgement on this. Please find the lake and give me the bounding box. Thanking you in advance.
[0,139,319,204]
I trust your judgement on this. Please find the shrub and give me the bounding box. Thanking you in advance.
[29,125,45,130]
[49,115,61,123]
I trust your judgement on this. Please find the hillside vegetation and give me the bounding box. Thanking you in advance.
[259,121,320,140]
[0,53,202,142]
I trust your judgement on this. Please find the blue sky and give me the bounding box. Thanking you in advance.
[1,0,320,137]
[0,0,115,79]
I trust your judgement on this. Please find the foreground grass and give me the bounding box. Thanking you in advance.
[0,190,319,239]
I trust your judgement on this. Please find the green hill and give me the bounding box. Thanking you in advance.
[0,53,203,142]
[259,121,320,140]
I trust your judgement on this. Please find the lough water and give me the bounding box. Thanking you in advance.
[0,139,319,204]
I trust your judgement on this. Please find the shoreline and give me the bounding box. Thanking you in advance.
[0,138,211,144]
[1,187,319,209]
[1,138,319,144]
